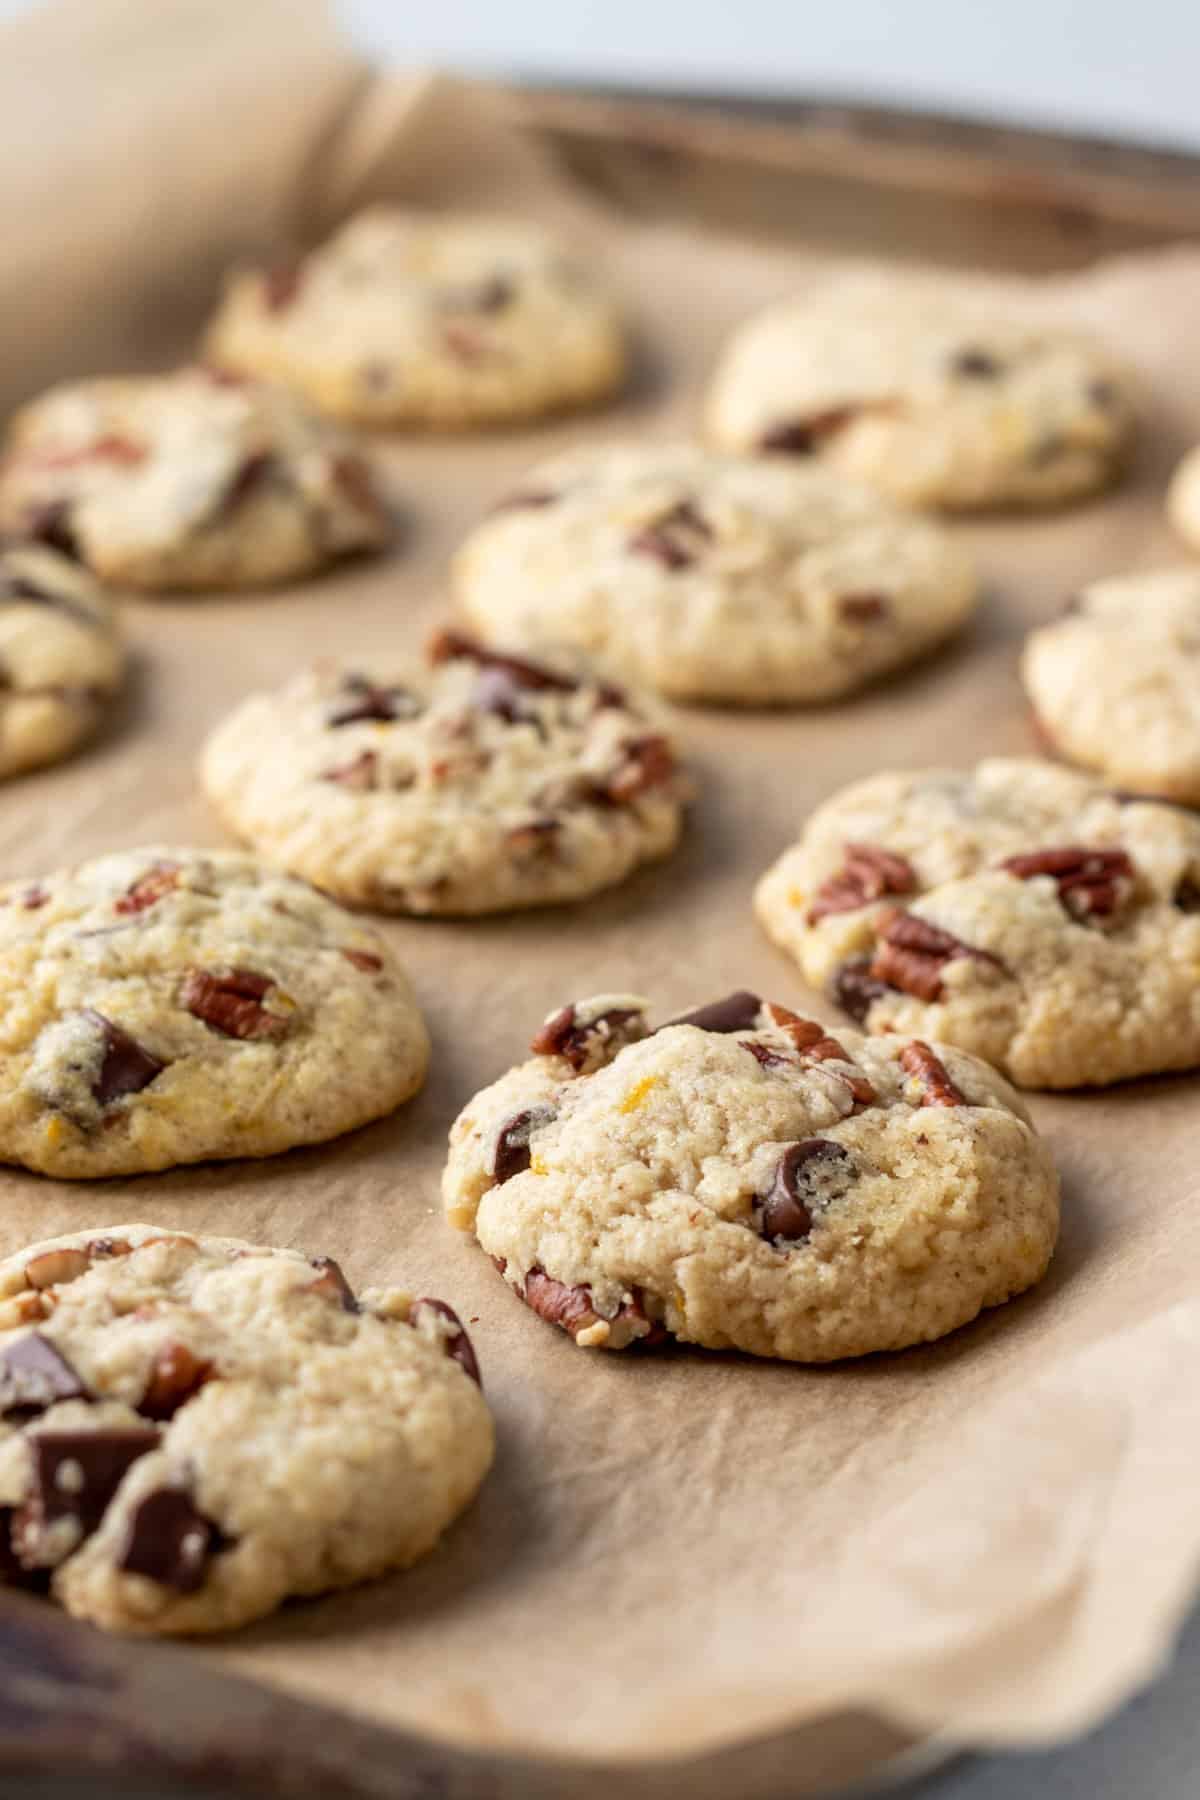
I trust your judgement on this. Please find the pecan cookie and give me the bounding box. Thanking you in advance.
[451,442,977,704]
[0,1224,492,1635]
[756,757,1200,1087]
[443,991,1058,1361]
[204,210,625,428]
[1022,568,1200,803]
[0,369,389,592]
[200,632,687,914]
[1167,445,1200,551]
[705,274,1136,510]
[0,848,429,1176]
[0,544,124,778]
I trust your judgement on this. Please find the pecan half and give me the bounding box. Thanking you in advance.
[628,499,712,570]
[83,1011,166,1107]
[759,1001,875,1105]
[808,842,917,923]
[491,1105,557,1184]
[411,1298,482,1386]
[530,1001,647,1072]
[870,908,1001,1003]
[759,1139,855,1242]
[759,406,858,455]
[898,1040,967,1107]
[115,861,181,915]
[118,1486,229,1592]
[180,968,288,1041]
[23,1248,90,1291]
[998,845,1135,921]
[139,1343,215,1421]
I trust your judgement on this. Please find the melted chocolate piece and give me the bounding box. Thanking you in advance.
[15,1427,160,1567]
[664,991,762,1035]
[82,1010,167,1108]
[831,957,889,1024]
[412,1299,482,1386]
[760,1139,854,1242]
[0,1334,89,1420]
[118,1486,228,1593]
[138,1344,215,1421]
[492,1106,557,1183]
[327,674,420,728]
[308,1257,360,1314]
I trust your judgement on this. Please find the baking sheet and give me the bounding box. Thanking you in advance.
[4,0,1200,1772]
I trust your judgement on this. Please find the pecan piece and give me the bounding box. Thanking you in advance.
[323,749,379,790]
[308,1257,359,1314]
[342,947,383,972]
[628,499,712,570]
[809,842,917,923]
[759,406,858,455]
[14,1427,161,1569]
[759,1001,876,1104]
[83,1010,166,1107]
[0,1334,89,1419]
[115,861,180,915]
[998,845,1135,921]
[530,1000,647,1072]
[602,735,677,804]
[139,1343,215,1421]
[831,957,889,1023]
[118,1486,229,1592]
[759,1139,855,1242]
[870,908,1001,1003]
[491,1105,557,1184]
[520,1269,666,1349]
[898,1040,967,1107]
[23,1247,89,1290]
[180,968,288,1041]
[327,674,420,727]
[411,1298,482,1386]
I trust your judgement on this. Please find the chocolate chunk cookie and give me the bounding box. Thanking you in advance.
[452,442,977,704]
[443,991,1058,1361]
[0,1225,492,1634]
[0,543,124,777]
[705,274,1136,510]
[0,848,429,1176]
[204,209,625,427]
[0,369,389,592]
[200,633,687,914]
[756,757,1200,1087]
[1023,567,1200,802]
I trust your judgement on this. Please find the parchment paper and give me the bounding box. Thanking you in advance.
[3,0,1200,1771]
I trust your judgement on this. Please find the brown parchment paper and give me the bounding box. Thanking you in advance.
[4,0,1200,1773]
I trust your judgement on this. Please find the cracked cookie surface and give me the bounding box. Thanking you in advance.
[452,441,977,704]
[0,1224,492,1634]
[204,209,626,428]
[705,275,1136,510]
[0,847,429,1176]
[1022,567,1200,803]
[0,544,124,777]
[0,369,389,592]
[200,632,687,914]
[756,757,1200,1087]
[443,990,1058,1361]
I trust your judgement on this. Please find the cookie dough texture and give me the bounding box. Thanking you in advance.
[0,1225,493,1635]
[705,274,1136,511]
[0,544,124,778]
[200,633,687,914]
[1167,446,1200,551]
[0,848,429,1177]
[205,209,626,428]
[0,369,389,591]
[1022,568,1200,802]
[756,757,1200,1088]
[452,442,977,704]
[444,991,1058,1362]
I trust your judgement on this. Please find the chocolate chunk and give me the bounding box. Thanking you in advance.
[832,956,890,1023]
[530,1002,645,1071]
[760,1139,853,1242]
[809,842,917,923]
[115,861,181,915]
[263,263,304,312]
[998,845,1134,921]
[327,674,420,727]
[428,629,576,693]
[664,991,762,1035]
[898,1040,967,1107]
[0,1334,89,1419]
[139,1343,214,1421]
[492,1105,557,1183]
[839,593,891,624]
[1173,876,1200,913]
[411,1298,482,1386]
[870,908,1002,1003]
[308,1257,359,1314]
[951,347,1002,378]
[628,500,712,571]
[180,967,287,1041]
[15,1427,160,1567]
[26,500,79,559]
[603,735,677,804]
[323,749,379,790]
[80,1010,166,1107]
[118,1486,227,1593]
[759,406,857,455]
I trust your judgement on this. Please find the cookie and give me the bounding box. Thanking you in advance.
[705,274,1136,510]
[1167,445,1200,551]
[0,1224,492,1635]
[200,631,687,915]
[0,369,389,592]
[0,848,429,1177]
[0,543,124,778]
[204,209,625,428]
[1022,568,1200,803]
[755,757,1200,1088]
[451,443,977,704]
[443,990,1058,1362]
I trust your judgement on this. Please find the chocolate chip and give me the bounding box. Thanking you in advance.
[951,347,1002,378]
[118,1486,228,1593]
[664,991,762,1034]
[0,1334,89,1419]
[831,957,889,1024]
[492,1105,557,1183]
[80,1010,166,1108]
[308,1257,359,1314]
[809,842,917,924]
[14,1427,160,1568]
[138,1343,214,1421]
[428,630,576,693]
[760,1140,853,1242]
[898,1040,967,1107]
[180,968,288,1041]
[1174,877,1200,913]
[327,674,421,727]
[628,500,712,571]
[759,407,857,455]
[530,1003,645,1071]
[998,845,1135,921]
[411,1299,482,1386]
[115,861,181,915]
